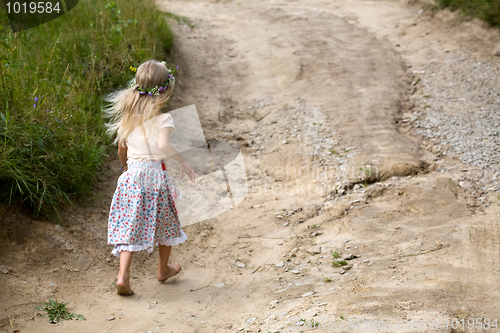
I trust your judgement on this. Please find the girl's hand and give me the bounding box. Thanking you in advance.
[180,161,195,183]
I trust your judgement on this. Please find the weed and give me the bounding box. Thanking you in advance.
[359,166,374,177]
[35,299,85,323]
[319,269,333,282]
[308,319,320,328]
[307,224,318,229]
[423,95,431,98]
[332,249,348,266]
[328,148,339,155]
[332,259,348,267]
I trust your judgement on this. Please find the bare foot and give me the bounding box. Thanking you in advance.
[157,263,182,282]
[116,275,134,296]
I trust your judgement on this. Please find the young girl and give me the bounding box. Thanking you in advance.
[104,60,195,296]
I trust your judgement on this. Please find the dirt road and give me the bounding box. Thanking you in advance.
[2,0,500,332]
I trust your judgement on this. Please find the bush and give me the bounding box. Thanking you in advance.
[437,0,500,26]
[0,0,174,217]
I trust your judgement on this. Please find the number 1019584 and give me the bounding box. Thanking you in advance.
[5,2,61,14]
[445,318,498,329]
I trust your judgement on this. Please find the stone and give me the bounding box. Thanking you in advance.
[307,246,322,255]
[459,181,475,191]
[343,254,359,260]
[276,261,285,267]
[301,291,315,297]
[214,283,226,288]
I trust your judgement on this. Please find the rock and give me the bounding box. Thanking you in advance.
[495,50,500,57]
[237,262,246,268]
[107,316,115,321]
[252,205,261,208]
[214,283,226,288]
[343,254,359,261]
[290,270,301,274]
[459,181,475,191]
[1,267,9,274]
[276,261,285,267]
[307,246,321,255]
[301,291,315,297]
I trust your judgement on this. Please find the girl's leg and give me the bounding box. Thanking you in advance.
[157,245,182,282]
[116,250,134,295]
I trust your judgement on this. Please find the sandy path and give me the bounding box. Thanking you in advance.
[2,0,500,332]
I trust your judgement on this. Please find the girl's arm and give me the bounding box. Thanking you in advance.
[118,140,128,168]
[158,127,195,182]
[158,127,186,163]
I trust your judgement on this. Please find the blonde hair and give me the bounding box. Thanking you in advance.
[104,60,175,144]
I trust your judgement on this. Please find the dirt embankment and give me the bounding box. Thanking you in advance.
[2,0,500,332]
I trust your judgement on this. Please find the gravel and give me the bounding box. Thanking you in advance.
[411,52,500,190]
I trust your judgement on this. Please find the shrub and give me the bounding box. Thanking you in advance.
[437,0,500,27]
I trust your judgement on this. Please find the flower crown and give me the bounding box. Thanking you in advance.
[128,61,175,96]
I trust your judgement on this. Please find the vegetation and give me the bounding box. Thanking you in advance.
[0,0,175,217]
[332,249,348,267]
[36,299,85,323]
[436,0,500,26]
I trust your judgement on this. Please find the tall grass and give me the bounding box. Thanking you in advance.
[436,0,500,26]
[0,0,174,217]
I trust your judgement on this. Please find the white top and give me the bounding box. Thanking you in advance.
[125,113,175,163]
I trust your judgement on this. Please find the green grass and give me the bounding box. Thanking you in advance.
[0,0,175,217]
[436,0,500,26]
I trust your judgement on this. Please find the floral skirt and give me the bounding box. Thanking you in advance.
[107,160,187,257]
